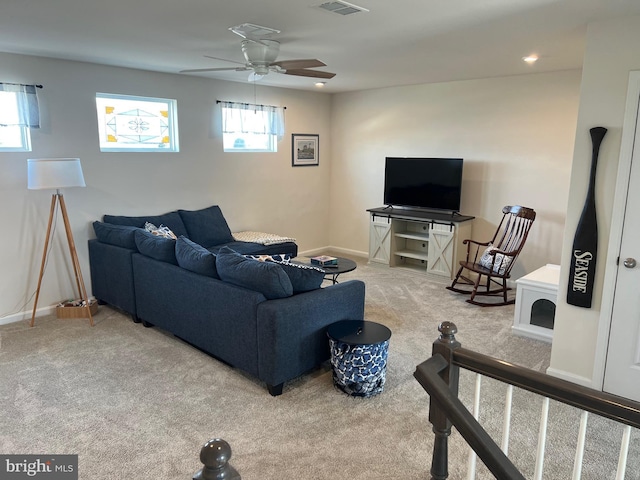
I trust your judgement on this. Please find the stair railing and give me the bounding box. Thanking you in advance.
[414,321,640,480]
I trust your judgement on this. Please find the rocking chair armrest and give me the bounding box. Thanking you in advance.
[463,239,491,247]
[462,239,492,262]
[463,239,492,257]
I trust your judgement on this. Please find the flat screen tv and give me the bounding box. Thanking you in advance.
[383,157,463,212]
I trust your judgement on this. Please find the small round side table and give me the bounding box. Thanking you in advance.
[320,257,357,284]
[327,320,392,397]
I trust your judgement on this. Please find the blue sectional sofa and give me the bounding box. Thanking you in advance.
[88,205,366,395]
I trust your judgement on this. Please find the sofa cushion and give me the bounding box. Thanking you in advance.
[274,261,325,294]
[134,229,178,265]
[178,205,234,247]
[103,211,188,238]
[216,246,293,299]
[92,221,139,250]
[175,236,219,279]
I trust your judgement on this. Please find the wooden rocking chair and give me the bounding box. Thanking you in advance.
[446,205,536,306]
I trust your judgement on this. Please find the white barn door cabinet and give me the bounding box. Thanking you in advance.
[367,207,474,280]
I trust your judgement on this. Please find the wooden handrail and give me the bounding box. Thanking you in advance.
[451,347,640,429]
[414,321,640,480]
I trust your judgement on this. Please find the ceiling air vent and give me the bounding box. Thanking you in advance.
[316,1,369,15]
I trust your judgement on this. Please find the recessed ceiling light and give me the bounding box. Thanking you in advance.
[523,55,539,64]
[315,82,326,87]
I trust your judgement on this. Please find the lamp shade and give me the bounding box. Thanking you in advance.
[27,158,86,190]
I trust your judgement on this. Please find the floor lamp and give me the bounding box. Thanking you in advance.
[28,158,94,327]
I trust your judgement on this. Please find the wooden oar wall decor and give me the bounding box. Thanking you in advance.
[566,126,607,308]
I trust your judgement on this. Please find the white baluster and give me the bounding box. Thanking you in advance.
[501,384,513,455]
[466,373,482,480]
[533,397,550,480]
[571,410,589,479]
[615,425,632,480]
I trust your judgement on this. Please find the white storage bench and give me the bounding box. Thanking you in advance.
[513,264,559,343]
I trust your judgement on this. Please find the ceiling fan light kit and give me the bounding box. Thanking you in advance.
[248,71,265,82]
[241,39,280,65]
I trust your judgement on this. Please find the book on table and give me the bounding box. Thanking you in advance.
[311,255,338,266]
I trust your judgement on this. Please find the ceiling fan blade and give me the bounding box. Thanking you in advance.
[284,69,336,79]
[204,55,246,66]
[180,67,249,73]
[271,59,326,70]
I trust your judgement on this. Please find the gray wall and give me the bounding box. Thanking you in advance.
[328,70,581,276]
[0,53,333,322]
[1,52,584,327]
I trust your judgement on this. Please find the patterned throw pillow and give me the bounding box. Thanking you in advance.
[273,261,325,294]
[479,244,512,275]
[243,253,292,263]
[145,221,177,240]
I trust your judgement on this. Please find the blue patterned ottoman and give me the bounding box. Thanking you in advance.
[327,320,392,397]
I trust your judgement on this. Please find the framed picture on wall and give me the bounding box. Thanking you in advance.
[292,134,319,167]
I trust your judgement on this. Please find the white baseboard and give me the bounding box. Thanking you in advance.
[0,306,55,326]
[545,367,595,389]
[299,246,368,259]
[511,325,553,344]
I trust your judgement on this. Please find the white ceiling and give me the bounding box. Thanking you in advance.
[2,0,639,93]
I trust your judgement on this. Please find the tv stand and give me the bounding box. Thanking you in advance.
[367,207,475,279]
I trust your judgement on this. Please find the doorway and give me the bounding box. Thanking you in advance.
[599,71,640,402]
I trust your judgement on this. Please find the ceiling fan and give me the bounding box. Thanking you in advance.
[180,38,336,81]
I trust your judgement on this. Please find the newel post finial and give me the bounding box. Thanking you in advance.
[433,321,461,389]
[438,321,458,343]
[193,438,241,480]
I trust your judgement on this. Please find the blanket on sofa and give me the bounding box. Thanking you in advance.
[232,231,297,246]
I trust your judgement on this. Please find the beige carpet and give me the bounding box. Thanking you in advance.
[0,257,637,479]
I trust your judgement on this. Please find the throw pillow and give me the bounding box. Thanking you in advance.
[145,221,177,239]
[134,229,178,265]
[243,253,292,263]
[274,261,325,294]
[178,205,234,247]
[216,246,293,300]
[92,221,139,250]
[479,244,512,274]
[175,236,219,279]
